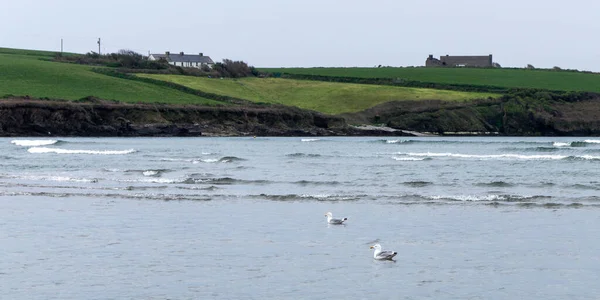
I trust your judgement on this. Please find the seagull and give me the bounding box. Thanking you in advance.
[324,212,348,225]
[370,243,397,261]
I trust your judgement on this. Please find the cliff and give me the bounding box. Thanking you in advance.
[3,94,600,137]
[0,98,410,137]
[341,94,600,136]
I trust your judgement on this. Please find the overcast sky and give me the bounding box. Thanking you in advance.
[2,0,599,70]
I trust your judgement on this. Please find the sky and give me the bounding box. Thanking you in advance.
[1,0,599,71]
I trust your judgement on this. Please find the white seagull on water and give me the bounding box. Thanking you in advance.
[324,212,348,225]
[370,243,398,261]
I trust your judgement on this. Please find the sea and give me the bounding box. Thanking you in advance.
[1,136,600,300]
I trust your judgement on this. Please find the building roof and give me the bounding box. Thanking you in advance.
[151,53,214,64]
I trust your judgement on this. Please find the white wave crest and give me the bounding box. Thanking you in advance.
[11,139,58,147]
[584,140,600,144]
[4,174,97,183]
[386,140,404,144]
[553,142,570,147]
[142,170,159,176]
[28,147,136,155]
[430,194,512,202]
[193,158,219,164]
[301,138,320,142]
[392,156,425,161]
[400,152,566,160]
[160,158,193,163]
[121,178,181,184]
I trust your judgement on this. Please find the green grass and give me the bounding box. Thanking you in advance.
[0,51,221,105]
[137,74,498,114]
[0,47,72,58]
[259,67,600,93]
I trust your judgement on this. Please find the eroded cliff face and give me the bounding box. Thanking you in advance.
[341,96,600,136]
[0,98,413,137]
[3,96,600,137]
[0,98,347,137]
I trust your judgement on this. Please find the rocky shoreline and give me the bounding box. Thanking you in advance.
[0,98,413,137]
[3,95,600,137]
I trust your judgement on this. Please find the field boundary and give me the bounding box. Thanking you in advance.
[269,72,573,94]
[92,68,256,105]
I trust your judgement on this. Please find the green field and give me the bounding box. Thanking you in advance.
[259,67,600,93]
[4,46,595,117]
[137,74,498,114]
[0,48,221,105]
[0,47,75,58]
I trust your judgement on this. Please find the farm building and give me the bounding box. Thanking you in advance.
[149,51,214,68]
[426,54,493,67]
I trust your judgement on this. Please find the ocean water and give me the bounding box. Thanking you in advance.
[1,136,600,299]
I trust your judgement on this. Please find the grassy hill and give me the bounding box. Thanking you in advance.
[136,74,498,114]
[3,46,596,119]
[259,67,600,93]
[0,47,76,58]
[0,48,221,105]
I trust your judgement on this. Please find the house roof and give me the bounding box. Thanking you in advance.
[151,53,214,64]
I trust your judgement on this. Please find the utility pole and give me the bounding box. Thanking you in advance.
[60,38,63,53]
[97,38,101,55]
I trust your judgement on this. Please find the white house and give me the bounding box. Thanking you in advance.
[148,51,215,68]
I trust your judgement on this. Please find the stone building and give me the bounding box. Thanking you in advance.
[426,54,493,67]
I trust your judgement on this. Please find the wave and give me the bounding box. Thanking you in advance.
[28,147,136,155]
[569,184,600,190]
[0,190,211,201]
[0,181,169,191]
[286,153,322,158]
[11,139,60,147]
[254,193,364,201]
[396,152,589,160]
[192,156,245,163]
[549,141,588,147]
[219,156,245,163]
[519,147,561,153]
[490,202,591,208]
[567,155,600,161]
[143,170,160,177]
[383,139,412,144]
[402,181,433,187]
[427,194,552,203]
[301,138,321,142]
[123,177,181,184]
[392,156,429,161]
[176,185,220,191]
[182,174,271,185]
[570,141,588,147]
[0,174,98,183]
[293,180,341,186]
[475,181,515,187]
[381,139,600,147]
[160,157,194,162]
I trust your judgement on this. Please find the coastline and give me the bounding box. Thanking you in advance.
[0,98,413,137]
[3,96,600,137]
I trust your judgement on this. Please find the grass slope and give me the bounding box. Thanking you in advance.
[137,74,498,114]
[0,49,221,105]
[0,47,74,57]
[259,67,600,93]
